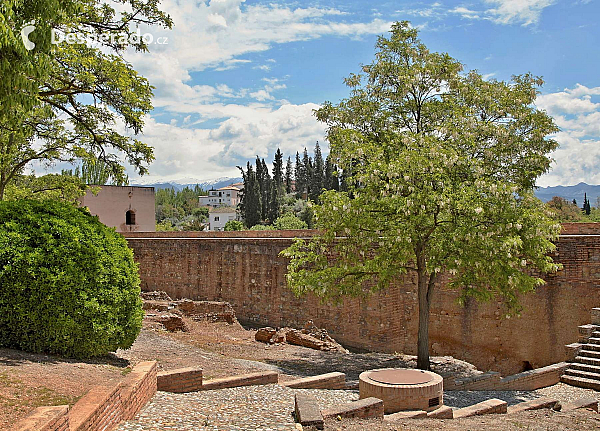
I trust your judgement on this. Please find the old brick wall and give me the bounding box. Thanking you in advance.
[124,224,600,375]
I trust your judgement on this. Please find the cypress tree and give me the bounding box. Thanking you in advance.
[295,151,305,199]
[238,162,261,227]
[302,148,312,200]
[285,156,293,194]
[310,142,325,202]
[324,155,339,191]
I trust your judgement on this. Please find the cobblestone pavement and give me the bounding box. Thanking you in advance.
[116,385,359,431]
[117,382,598,430]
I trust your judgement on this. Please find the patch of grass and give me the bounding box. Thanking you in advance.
[0,372,22,387]
[26,387,79,408]
[121,367,133,376]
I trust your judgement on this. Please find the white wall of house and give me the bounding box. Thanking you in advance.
[199,186,242,207]
[209,210,238,231]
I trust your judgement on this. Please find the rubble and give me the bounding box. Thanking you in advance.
[254,321,349,353]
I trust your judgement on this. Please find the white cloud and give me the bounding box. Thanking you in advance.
[484,0,555,26]
[117,0,391,181]
[129,102,326,182]
[537,84,600,186]
[403,1,556,27]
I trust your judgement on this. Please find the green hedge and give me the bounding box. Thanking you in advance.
[0,200,143,358]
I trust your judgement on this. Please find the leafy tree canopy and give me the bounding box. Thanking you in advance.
[0,0,172,200]
[282,21,562,370]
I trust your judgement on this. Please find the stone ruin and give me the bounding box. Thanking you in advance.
[141,291,237,332]
[255,320,349,353]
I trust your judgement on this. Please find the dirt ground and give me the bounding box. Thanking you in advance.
[1,315,598,430]
[326,409,600,431]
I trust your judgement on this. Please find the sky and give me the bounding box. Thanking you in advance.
[116,0,600,187]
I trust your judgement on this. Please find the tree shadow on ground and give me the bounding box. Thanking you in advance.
[0,347,129,368]
[264,352,470,382]
[444,390,540,408]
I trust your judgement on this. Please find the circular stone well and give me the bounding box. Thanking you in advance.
[359,368,443,414]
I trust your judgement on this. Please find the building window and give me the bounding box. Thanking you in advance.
[214,216,220,221]
[126,210,136,225]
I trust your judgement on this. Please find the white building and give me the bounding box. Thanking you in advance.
[208,206,238,231]
[199,183,243,208]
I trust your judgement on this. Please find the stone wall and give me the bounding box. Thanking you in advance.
[124,223,600,375]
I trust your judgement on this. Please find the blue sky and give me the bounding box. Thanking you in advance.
[121,0,600,186]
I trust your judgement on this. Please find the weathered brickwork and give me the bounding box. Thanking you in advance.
[124,223,600,375]
[15,361,157,431]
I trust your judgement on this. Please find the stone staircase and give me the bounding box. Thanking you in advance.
[561,308,600,391]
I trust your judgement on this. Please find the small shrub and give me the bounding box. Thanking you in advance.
[249,224,274,230]
[224,220,244,231]
[274,213,308,230]
[0,200,143,358]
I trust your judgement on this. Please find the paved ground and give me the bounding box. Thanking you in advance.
[116,382,599,431]
[116,385,358,431]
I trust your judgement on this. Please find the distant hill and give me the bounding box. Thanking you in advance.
[535,182,600,205]
[131,177,242,192]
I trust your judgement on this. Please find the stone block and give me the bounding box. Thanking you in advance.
[578,324,598,342]
[561,397,599,413]
[384,410,427,420]
[294,394,324,430]
[201,371,278,390]
[426,405,454,419]
[14,405,70,431]
[255,327,277,343]
[565,343,583,362]
[453,399,507,418]
[157,367,203,393]
[282,372,346,390]
[593,308,600,325]
[322,397,384,420]
[507,397,558,414]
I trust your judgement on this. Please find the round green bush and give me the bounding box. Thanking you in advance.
[0,199,143,358]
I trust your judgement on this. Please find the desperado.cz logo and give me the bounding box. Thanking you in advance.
[21,22,36,51]
[20,22,167,51]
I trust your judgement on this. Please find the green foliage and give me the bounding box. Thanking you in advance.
[0,199,143,358]
[249,224,274,231]
[546,196,585,222]
[155,186,207,230]
[274,213,308,230]
[4,173,87,202]
[282,21,561,370]
[0,1,173,199]
[156,220,178,232]
[224,220,244,231]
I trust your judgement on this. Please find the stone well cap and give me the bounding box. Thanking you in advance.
[368,369,433,385]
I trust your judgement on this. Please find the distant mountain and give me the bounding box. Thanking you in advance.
[131,176,242,192]
[535,182,600,205]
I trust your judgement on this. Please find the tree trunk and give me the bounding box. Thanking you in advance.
[416,268,430,370]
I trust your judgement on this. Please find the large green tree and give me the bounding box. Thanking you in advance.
[0,0,172,200]
[282,22,562,370]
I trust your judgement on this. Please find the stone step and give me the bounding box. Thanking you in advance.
[588,337,600,345]
[564,368,600,382]
[582,343,600,352]
[575,356,600,366]
[560,375,600,391]
[579,349,600,359]
[569,362,600,374]
[592,308,600,325]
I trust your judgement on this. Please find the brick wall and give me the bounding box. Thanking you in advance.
[561,223,600,235]
[124,225,600,375]
[15,361,157,431]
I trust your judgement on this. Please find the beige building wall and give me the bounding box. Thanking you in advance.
[80,185,156,232]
